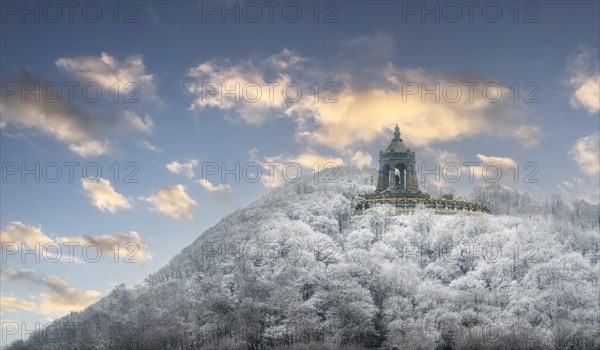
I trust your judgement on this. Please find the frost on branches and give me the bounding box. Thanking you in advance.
[8,167,599,350]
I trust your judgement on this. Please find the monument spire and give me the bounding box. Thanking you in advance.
[393,124,402,141]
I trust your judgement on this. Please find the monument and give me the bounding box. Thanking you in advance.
[375,124,425,196]
[355,124,488,214]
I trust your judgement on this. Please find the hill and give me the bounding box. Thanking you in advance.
[8,167,599,350]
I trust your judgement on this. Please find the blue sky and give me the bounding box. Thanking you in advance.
[1,0,599,345]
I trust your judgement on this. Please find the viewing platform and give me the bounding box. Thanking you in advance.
[353,193,489,215]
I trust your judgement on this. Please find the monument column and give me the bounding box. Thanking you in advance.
[399,165,405,190]
[376,169,386,192]
[388,165,396,191]
[406,163,418,192]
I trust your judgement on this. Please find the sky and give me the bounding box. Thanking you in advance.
[0,0,599,346]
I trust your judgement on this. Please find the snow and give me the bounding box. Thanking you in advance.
[9,167,599,350]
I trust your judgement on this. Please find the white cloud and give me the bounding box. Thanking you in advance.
[413,150,522,189]
[570,132,600,176]
[67,140,110,157]
[1,268,102,318]
[0,222,74,263]
[293,153,344,168]
[187,40,540,152]
[416,148,464,185]
[568,48,600,114]
[339,32,395,63]
[186,58,292,125]
[166,159,199,178]
[81,178,132,213]
[511,125,542,150]
[267,48,305,70]
[0,295,38,312]
[257,154,293,188]
[289,81,539,151]
[56,231,152,262]
[0,71,110,157]
[0,68,159,156]
[144,185,196,220]
[250,150,344,188]
[0,222,151,262]
[476,154,519,169]
[197,179,232,201]
[472,154,520,187]
[123,111,154,133]
[139,139,161,152]
[571,78,600,113]
[0,221,54,247]
[350,150,373,168]
[557,176,599,204]
[37,276,102,317]
[56,52,160,104]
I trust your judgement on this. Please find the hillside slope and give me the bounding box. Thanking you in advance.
[9,167,599,350]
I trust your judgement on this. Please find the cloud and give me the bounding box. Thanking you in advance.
[413,149,522,189]
[0,222,151,262]
[571,78,600,113]
[350,150,373,168]
[37,277,102,316]
[0,221,54,247]
[166,159,199,178]
[431,153,520,188]
[290,81,539,151]
[123,111,154,133]
[557,176,599,204]
[144,185,196,220]
[186,55,292,124]
[510,125,542,150]
[567,48,600,114]
[0,221,74,262]
[416,148,464,183]
[0,295,38,312]
[476,154,519,169]
[0,71,110,157]
[139,139,161,152]
[471,154,521,185]
[1,267,102,317]
[293,153,344,168]
[197,179,232,201]
[55,52,160,104]
[338,32,396,66]
[56,231,152,262]
[267,48,306,70]
[570,132,600,176]
[81,178,132,213]
[0,69,158,156]
[1,267,37,281]
[187,39,540,152]
[249,149,344,188]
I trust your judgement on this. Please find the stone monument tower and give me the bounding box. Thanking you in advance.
[375,125,420,194]
[355,124,488,213]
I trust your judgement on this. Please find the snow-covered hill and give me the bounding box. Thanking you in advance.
[8,167,599,350]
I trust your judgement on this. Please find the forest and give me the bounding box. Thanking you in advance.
[8,167,599,350]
